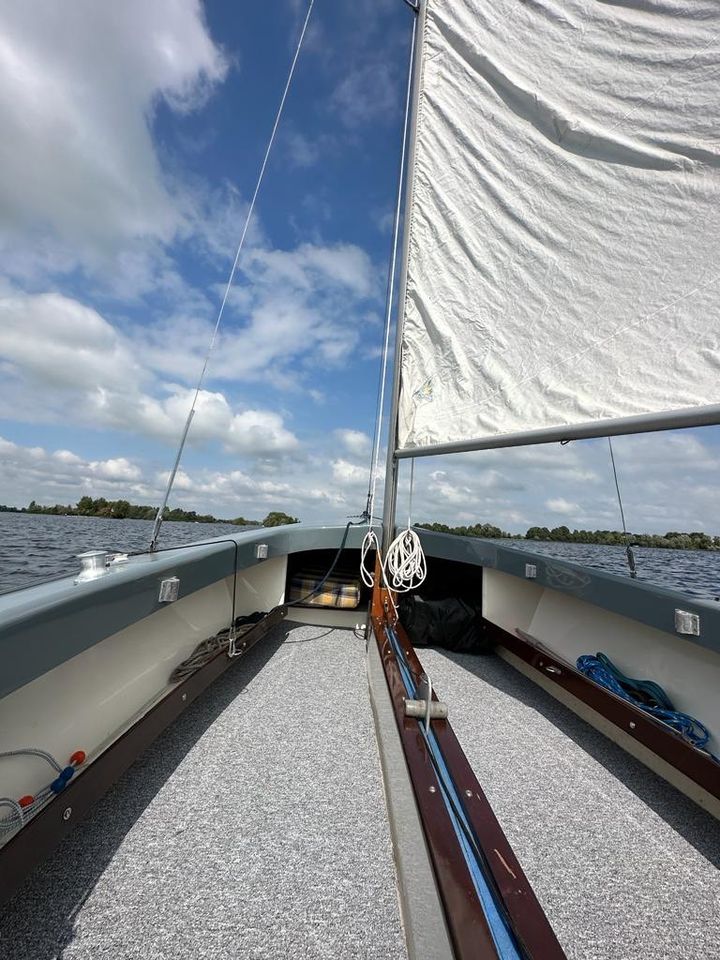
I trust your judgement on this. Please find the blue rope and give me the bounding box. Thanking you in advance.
[576,652,715,754]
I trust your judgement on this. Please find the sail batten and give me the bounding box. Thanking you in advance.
[397,0,720,452]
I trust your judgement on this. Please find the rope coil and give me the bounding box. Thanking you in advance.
[383,528,426,592]
[364,458,427,595]
[576,652,716,756]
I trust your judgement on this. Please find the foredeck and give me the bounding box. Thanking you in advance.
[420,648,720,960]
[0,623,407,960]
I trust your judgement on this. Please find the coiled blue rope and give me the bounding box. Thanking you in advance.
[577,652,715,754]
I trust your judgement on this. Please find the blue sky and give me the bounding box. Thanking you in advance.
[1,0,719,534]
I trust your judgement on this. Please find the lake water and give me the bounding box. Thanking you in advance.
[0,512,245,594]
[1,512,719,601]
[503,539,720,602]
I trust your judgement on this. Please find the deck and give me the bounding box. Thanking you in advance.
[1,623,718,959]
[0,623,407,960]
[420,647,720,960]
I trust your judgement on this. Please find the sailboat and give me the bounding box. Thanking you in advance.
[1,2,719,958]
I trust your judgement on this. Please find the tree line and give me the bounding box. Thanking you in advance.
[0,499,299,528]
[417,522,518,540]
[524,525,718,551]
[417,521,719,551]
[3,500,716,548]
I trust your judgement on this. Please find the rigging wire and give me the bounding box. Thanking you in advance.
[149,0,316,551]
[361,12,418,585]
[607,437,637,579]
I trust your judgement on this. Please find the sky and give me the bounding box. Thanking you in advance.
[1,0,719,535]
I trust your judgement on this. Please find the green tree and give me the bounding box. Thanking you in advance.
[548,526,571,541]
[262,511,299,527]
[526,526,550,540]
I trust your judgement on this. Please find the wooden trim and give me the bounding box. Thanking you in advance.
[373,617,502,959]
[390,619,566,960]
[486,621,720,801]
[0,606,287,906]
[371,573,566,959]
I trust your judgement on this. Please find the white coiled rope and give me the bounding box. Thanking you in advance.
[383,527,426,592]
[362,459,427,595]
[385,460,426,591]
[360,528,380,589]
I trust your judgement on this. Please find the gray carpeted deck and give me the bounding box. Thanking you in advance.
[0,623,407,960]
[419,648,720,960]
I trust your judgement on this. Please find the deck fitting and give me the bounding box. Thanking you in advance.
[404,699,448,720]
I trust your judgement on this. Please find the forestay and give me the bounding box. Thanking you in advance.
[397,0,720,453]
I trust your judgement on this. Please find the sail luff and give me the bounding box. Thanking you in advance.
[381,0,427,549]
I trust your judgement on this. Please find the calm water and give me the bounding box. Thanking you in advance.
[503,539,720,602]
[1,512,719,601]
[0,512,245,594]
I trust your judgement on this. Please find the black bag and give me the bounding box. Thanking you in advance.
[399,594,490,653]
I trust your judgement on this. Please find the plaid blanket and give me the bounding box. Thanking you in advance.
[287,570,361,608]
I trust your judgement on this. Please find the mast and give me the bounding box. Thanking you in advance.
[381,0,426,553]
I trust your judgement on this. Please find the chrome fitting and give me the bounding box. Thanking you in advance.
[75,550,110,583]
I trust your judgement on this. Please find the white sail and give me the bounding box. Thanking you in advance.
[397,0,720,453]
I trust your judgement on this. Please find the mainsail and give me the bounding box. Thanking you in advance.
[396,0,720,454]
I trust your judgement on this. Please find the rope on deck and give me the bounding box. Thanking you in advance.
[576,652,716,756]
[0,748,86,835]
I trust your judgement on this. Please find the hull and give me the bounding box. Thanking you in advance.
[2,524,718,831]
[1,524,718,958]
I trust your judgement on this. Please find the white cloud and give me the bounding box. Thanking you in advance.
[125,241,381,386]
[545,497,581,517]
[245,243,377,299]
[390,432,720,536]
[331,459,368,485]
[331,61,399,128]
[0,437,145,501]
[0,292,299,457]
[3,429,720,536]
[0,293,143,390]
[285,131,321,168]
[0,0,226,275]
[372,207,394,234]
[54,449,83,465]
[335,429,371,457]
[0,435,353,521]
[87,386,299,457]
[88,458,142,481]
